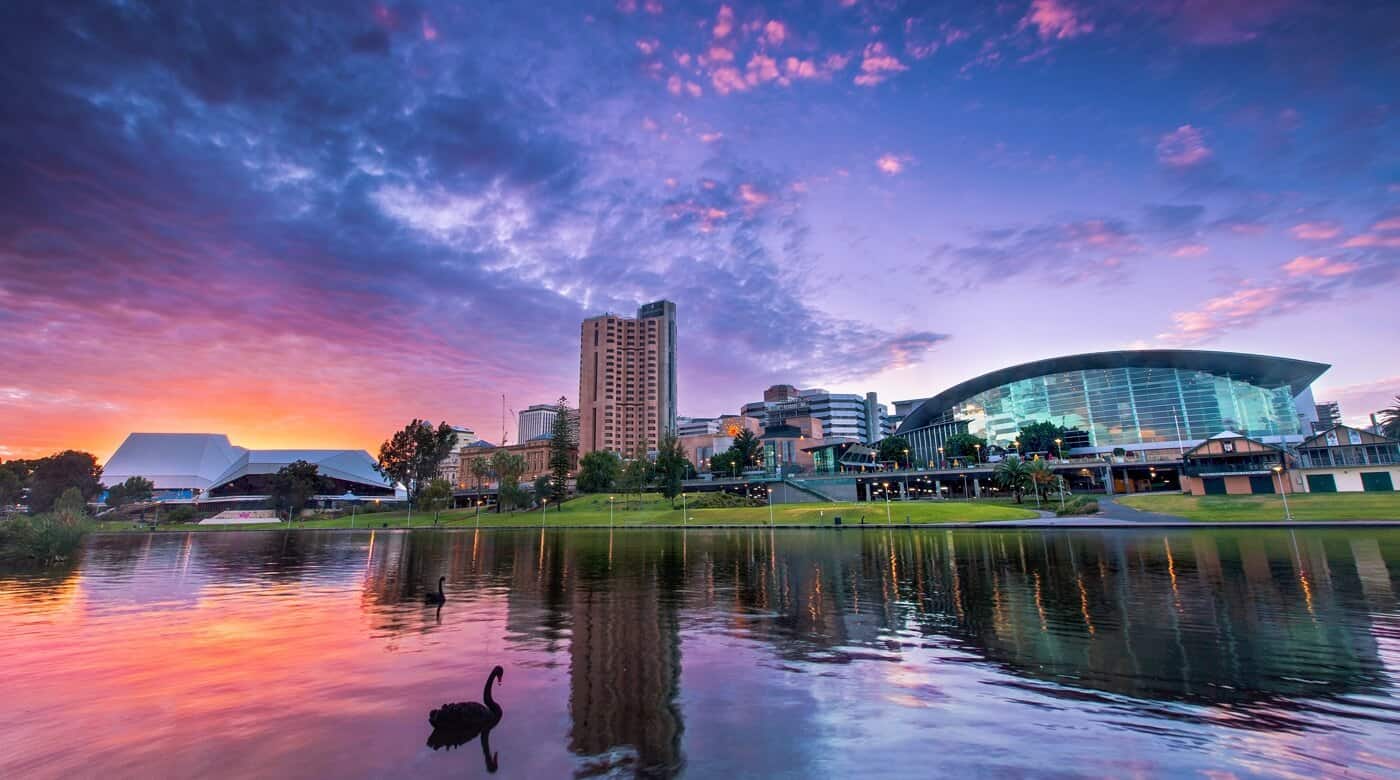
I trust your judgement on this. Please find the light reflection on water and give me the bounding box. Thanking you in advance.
[2,527,1399,778]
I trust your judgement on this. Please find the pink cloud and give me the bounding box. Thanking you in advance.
[1283,255,1358,277]
[1160,285,1291,344]
[710,67,748,95]
[738,183,770,206]
[1020,0,1093,40]
[854,42,907,87]
[1172,243,1209,257]
[421,16,438,41]
[763,20,787,46]
[700,131,723,143]
[1289,221,1341,240]
[666,75,683,95]
[643,0,663,14]
[674,51,692,67]
[1372,216,1400,231]
[713,5,735,38]
[636,38,660,56]
[616,0,637,12]
[876,153,909,175]
[1342,233,1400,249]
[1155,125,1212,168]
[686,81,703,97]
[706,45,735,63]
[745,54,780,85]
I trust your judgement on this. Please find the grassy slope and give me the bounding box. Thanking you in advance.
[95,492,1039,532]
[1117,492,1400,521]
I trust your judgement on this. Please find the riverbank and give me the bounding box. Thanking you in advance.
[0,515,90,563]
[1116,492,1400,522]
[95,494,1041,532]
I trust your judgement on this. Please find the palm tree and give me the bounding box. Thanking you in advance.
[1026,458,1056,502]
[470,456,491,495]
[1380,395,1400,440]
[733,429,762,469]
[993,456,1031,503]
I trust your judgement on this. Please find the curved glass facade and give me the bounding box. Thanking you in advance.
[904,365,1304,462]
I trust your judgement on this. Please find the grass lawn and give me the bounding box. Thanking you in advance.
[95,492,1039,532]
[1117,492,1400,522]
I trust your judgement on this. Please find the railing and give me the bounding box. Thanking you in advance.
[1182,461,1282,476]
[1297,452,1400,468]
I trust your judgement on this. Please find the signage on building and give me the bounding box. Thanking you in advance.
[639,301,668,318]
[1348,429,1362,445]
[1326,431,1339,447]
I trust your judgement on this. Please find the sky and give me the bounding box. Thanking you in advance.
[1,0,1398,462]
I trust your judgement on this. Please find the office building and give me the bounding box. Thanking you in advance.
[578,300,678,456]
[1312,401,1342,433]
[741,385,887,443]
[895,349,1329,466]
[517,404,578,443]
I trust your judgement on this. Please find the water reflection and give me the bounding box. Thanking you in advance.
[1,527,1398,778]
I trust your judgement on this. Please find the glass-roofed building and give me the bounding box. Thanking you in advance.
[895,350,1329,466]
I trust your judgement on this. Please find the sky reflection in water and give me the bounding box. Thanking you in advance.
[2,528,1399,778]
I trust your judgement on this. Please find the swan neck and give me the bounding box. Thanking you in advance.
[483,670,501,710]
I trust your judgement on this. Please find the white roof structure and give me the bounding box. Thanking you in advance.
[102,433,393,495]
[207,449,392,493]
[102,433,246,490]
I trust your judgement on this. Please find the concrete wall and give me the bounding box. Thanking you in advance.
[1295,466,1400,492]
[1182,473,1294,496]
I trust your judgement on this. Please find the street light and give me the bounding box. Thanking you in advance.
[882,482,892,525]
[937,446,944,469]
[609,496,615,528]
[1055,438,1064,462]
[681,491,687,527]
[542,496,548,527]
[767,486,774,526]
[974,443,982,464]
[1273,464,1294,521]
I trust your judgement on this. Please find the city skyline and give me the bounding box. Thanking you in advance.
[3,1,1398,461]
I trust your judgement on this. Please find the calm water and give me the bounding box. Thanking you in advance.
[3,528,1400,778]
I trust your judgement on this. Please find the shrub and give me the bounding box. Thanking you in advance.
[1055,496,1100,516]
[162,505,197,524]
[1,514,90,563]
[689,492,764,509]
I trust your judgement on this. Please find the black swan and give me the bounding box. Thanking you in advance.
[424,576,446,605]
[426,666,505,772]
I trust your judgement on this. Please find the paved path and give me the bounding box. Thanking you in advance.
[1090,496,1188,524]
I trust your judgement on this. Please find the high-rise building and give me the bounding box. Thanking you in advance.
[578,300,678,456]
[741,385,888,443]
[517,403,578,443]
[1313,401,1342,433]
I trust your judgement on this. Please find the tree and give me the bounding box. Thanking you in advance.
[577,451,621,493]
[710,447,743,478]
[52,486,89,525]
[418,478,454,524]
[732,428,762,468]
[1380,395,1400,440]
[272,460,321,522]
[375,420,456,506]
[1017,421,1065,456]
[618,448,653,509]
[27,451,102,514]
[547,396,575,503]
[106,476,155,509]
[533,474,553,503]
[876,436,912,468]
[942,433,987,461]
[0,468,22,508]
[489,451,527,512]
[654,433,690,504]
[993,456,1032,503]
[1026,458,1056,500]
[469,455,492,494]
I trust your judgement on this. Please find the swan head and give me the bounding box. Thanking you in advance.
[490,665,504,682]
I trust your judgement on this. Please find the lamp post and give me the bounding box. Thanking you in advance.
[1273,464,1294,521]
[475,499,482,528]
[974,443,982,465]
[681,491,687,527]
[767,486,774,526]
[937,446,944,469]
[882,482,892,525]
[609,496,615,528]
[542,496,548,527]
[1055,438,1064,463]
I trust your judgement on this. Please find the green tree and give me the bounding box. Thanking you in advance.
[533,474,553,502]
[489,451,527,512]
[0,468,23,508]
[993,456,1032,503]
[618,448,653,509]
[1017,421,1065,456]
[1379,395,1400,440]
[577,450,621,493]
[710,447,743,478]
[876,436,912,468]
[27,451,103,514]
[654,433,690,504]
[418,478,454,524]
[732,428,762,468]
[52,486,89,525]
[469,455,492,494]
[942,433,987,461]
[271,460,321,522]
[1026,458,1056,500]
[375,420,456,506]
[547,397,575,503]
[106,476,155,509]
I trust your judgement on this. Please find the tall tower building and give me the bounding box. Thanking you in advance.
[579,300,678,456]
